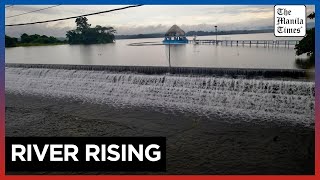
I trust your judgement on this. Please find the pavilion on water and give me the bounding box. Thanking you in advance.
[163,25,188,44]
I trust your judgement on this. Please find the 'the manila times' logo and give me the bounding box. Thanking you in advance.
[274,5,306,37]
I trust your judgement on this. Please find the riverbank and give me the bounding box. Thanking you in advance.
[5,93,314,174]
[5,42,67,48]
[17,42,67,47]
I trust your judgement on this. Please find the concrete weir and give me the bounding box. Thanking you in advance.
[5,63,315,127]
[5,63,312,80]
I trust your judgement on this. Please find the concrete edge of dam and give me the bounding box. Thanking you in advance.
[5,63,314,80]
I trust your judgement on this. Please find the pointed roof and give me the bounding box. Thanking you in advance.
[165,25,186,36]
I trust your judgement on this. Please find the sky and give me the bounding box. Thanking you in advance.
[5,5,315,38]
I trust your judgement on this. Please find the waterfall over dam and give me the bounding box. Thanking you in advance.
[6,63,312,79]
[5,64,315,127]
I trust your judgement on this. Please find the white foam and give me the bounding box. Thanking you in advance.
[5,67,315,127]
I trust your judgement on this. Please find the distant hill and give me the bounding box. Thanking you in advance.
[28,23,316,41]
[115,29,274,40]
[185,29,273,36]
[116,33,163,40]
[115,22,315,40]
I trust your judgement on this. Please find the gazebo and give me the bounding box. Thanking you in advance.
[163,25,188,44]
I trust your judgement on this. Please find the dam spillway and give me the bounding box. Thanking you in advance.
[5,64,314,127]
[5,63,312,80]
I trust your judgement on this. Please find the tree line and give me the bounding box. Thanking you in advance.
[6,17,116,47]
[5,34,65,47]
[66,17,116,44]
[5,14,315,70]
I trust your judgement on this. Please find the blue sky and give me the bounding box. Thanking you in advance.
[5,5,315,37]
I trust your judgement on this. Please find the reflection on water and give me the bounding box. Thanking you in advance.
[6,33,305,69]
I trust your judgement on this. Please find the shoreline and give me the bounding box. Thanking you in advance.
[5,42,67,48]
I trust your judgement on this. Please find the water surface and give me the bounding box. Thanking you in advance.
[6,33,304,69]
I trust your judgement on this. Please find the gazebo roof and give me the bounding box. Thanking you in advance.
[165,25,186,37]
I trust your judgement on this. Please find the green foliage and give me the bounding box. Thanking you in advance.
[75,16,91,31]
[66,17,116,44]
[5,35,18,47]
[294,12,315,68]
[5,33,65,47]
[20,33,63,44]
[295,28,315,56]
[308,12,315,19]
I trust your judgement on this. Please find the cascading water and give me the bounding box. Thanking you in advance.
[5,67,314,127]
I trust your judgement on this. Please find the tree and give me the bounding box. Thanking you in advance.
[294,12,315,69]
[5,35,18,47]
[66,30,81,44]
[75,16,91,32]
[20,33,31,43]
[19,33,63,45]
[66,17,116,45]
[5,33,64,47]
[308,12,315,19]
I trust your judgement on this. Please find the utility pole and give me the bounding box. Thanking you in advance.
[215,25,218,45]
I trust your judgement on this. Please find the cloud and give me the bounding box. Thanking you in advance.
[5,5,315,37]
[6,23,73,37]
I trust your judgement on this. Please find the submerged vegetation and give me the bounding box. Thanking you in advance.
[66,17,116,44]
